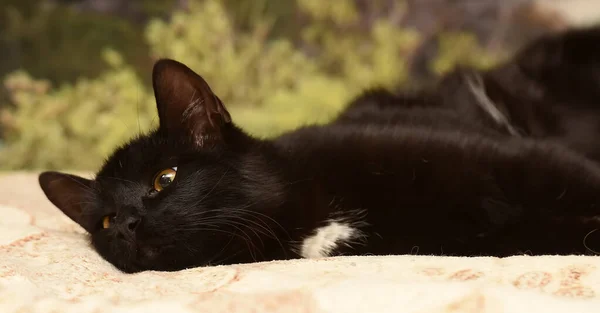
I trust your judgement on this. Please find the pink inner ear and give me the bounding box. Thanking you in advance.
[38,171,95,233]
[152,59,232,146]
[68,198,83,215]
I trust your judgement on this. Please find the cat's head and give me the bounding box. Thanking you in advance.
[38,59,286,272]
[503,25,600,104]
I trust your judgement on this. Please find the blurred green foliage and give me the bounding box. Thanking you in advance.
[1,50,155,169]
[1,0,504,171]
[0,0,152,84]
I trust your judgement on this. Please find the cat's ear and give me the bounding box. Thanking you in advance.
[38,171,96,233]
[152,59,232,147]
[515,33,563,74]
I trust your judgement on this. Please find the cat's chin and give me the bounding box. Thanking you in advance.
[110,247,167,273]
[93,229,236,272]
[114,243,211,273]
[91,235,157,273]
[129,243,177,271]
[138,245,160,260]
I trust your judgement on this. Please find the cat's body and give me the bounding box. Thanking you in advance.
[338,25,600,162]
[333,88,509,137]
[39,25,600,273]
[276,123,600,257]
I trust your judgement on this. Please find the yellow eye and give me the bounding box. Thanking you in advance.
[153,167,177,192]
[102,215,115,229]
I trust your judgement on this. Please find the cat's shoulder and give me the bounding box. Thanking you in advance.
[272,121,480,154]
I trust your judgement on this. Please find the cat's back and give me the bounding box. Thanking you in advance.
[333,86,510,138]
[272,119,509,165]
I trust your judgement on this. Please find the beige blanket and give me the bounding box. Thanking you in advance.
[1,172,600,313]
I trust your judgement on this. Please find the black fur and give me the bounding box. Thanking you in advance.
[38,25,600,273]
[340,25,600,162]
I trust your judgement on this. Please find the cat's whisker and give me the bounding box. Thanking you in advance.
[63,176,97,193]
[232,214,277,242]
[195,201,290,257]
[204,219,260,262]
[583,228,600,255]
[178,223,224,230]
[196,169,229,205]
[178,214,254,234]
[217,217,267,248]
[174,225,254,265]
[219,212,272,235]
[102,176,138,185]
[210,247,246,266]
[179,220,239,232]
[225,209,287,255]
[135,85,142,136]
[205,227,240,265]
[190,168,206,179]
[176,212,240,227]
[228,222,263,261]
[234,199,291,239]
[231,208,287,237]
[71,201,97,208]
[181,226,239,237]
[284,177,314,187]
[182,214,272,251]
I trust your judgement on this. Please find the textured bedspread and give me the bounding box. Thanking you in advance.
[1,172,600,313]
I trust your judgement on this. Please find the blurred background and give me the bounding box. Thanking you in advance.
[0,0,598,171]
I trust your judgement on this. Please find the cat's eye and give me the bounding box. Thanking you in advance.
[102,214,116,229]
[153,167,177,192]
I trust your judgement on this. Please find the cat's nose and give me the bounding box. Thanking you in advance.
[117,215,141,239]
[125,216,141,232]
[118,206,143,236]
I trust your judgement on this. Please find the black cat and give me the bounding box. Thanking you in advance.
[38,28,600,273]
[338,25,600,162]
[333,87,509,137]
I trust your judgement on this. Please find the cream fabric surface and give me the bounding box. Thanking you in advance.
[1,172,600,313]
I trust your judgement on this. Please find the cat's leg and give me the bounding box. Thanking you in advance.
[517,25,600,78]
[486,141,600,253]
[514,25,600,104]
[435,68,524,137]
[450,139,600,255]
[495,141,600,218]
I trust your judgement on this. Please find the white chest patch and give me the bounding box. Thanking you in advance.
[300,221,360,259]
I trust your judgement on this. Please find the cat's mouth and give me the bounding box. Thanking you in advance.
[112,243,162,273]
[138,245,160,260]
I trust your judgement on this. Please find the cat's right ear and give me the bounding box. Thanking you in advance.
[38,171,96,233]
[152,59,232,148]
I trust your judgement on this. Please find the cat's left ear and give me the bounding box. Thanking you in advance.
[152,59,232,147]
[38,171,96,233]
